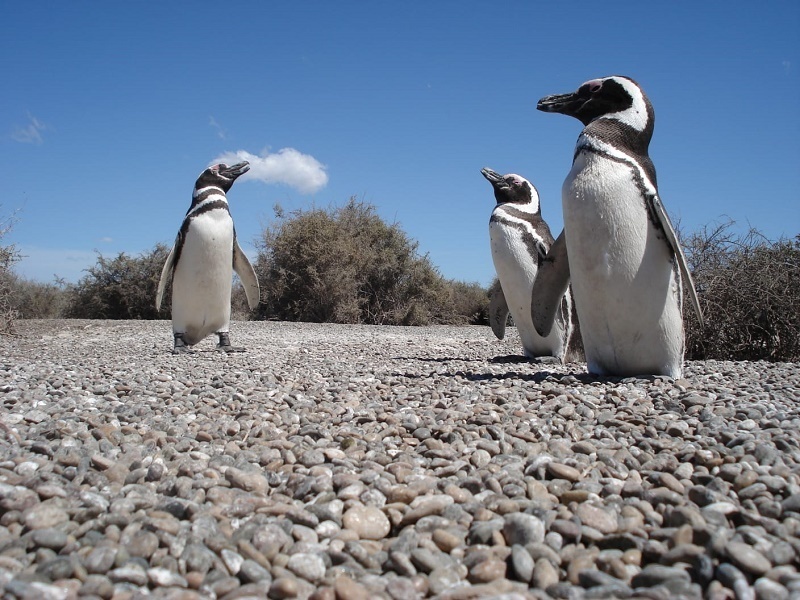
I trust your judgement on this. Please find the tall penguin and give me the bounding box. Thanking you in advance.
[533,76,702,378]
[157,162,260,354]
[481,168,579,362]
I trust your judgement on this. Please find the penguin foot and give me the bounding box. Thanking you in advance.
[172,333,195,354]
[216,332,245,353]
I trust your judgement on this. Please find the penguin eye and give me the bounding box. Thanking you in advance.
[588,81,603,93]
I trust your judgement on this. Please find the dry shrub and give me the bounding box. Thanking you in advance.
[9,277,70,319]
[0,211,20,333]
[683,221,799,362]
[65,244,171,319]
[254,198,471,325]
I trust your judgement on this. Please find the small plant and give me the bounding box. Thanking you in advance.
[254,198,473,325]
[9,276,70,319]
[682,221,799,362]
[65,244,171,319]
[0,210,20,333]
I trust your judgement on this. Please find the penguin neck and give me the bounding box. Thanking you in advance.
[580,116,653,159]
[188,186,229,214]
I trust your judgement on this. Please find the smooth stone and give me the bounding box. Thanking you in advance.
[547,462,582,482]
[576,503,618,534]
[468,557,506,583]
[147,567,188,587]
[726,541,772,575]
[503,513,545,546]
[22,504,69,530]
[286,553,326,583]
[342,505,391,540]
[510,545,534,583]
[30,528,69,550]
[334,574,370,600]
[532,557,560,589]
[754,577,789,600]
[631,564,691,588]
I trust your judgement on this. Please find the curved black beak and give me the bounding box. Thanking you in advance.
[537,92,581,114]
[481,167,504,186]
[220,161,250,180]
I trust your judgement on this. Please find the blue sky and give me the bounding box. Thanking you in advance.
[3,2,798,286]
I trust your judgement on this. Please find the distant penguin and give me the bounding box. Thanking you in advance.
[533,76,703,378]
[157,162,260,354]
[481,168,579,362]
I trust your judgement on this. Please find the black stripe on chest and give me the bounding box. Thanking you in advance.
[491,214,549,266]
[172,200,232,271]
[574,141,664,235]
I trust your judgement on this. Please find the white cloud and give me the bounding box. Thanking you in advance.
[11,113,46,144]
[212,148,328,194]
[99,237,113,243]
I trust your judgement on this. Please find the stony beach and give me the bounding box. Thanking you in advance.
[1,319,798,600]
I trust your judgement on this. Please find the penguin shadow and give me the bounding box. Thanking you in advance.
[489,354,561,365]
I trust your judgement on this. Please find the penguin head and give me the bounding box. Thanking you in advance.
[537,76,652,134]
[481,168,540,213]
[195,161,251,193]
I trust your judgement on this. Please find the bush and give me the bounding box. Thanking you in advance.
[255,198,470,325]
[0,211,20,333]
[446,279,491,326]
[9,276,70,319]
[65,244,171,319]
[683,221,799,362]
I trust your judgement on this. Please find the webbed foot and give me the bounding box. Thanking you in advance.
[172,333,195,354]
[216,332,245,353]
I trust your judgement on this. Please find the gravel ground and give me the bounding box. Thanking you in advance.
[1,319,799,600]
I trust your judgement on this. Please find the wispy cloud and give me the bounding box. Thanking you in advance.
[15,246,98,283]
[99,237,113,243]
[11,113,47,144]
[212,148,328,194]
[208,116,227,140]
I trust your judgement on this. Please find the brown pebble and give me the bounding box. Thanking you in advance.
[533,557,559,589]
[432,529,462,553]
[334,575,370,600]
[468,558,506,583]
[270,576,300,599]
[547,462,582,482]
[184,571,204,589]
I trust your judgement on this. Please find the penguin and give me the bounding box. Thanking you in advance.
[481,168,580,363]
[156,162,260,354]
[533,75,703,378]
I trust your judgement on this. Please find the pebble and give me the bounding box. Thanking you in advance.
[1,320,799,600]
[342,505,391,540]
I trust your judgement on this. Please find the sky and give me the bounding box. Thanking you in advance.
[3,2,798,287]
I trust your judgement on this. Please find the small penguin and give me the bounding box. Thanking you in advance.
[481,168,579,362]
[157,162,260,354]
[533,76,703,378]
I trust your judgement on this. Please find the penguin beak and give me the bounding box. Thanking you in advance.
[537,92,583,116]
[220,161,250,180]
[481,168,505,187]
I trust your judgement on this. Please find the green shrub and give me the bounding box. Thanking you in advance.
[254,198,469,325]
[682,221,799,362]
[65,244,171,319]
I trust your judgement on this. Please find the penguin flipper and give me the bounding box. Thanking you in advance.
[489,285,509,340]
[156,242,177,311]
[648,195,704,328]
[233,240,260,310]
[531,229,571,337]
